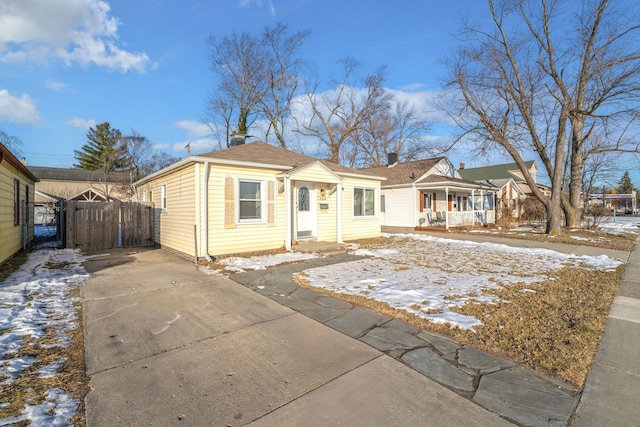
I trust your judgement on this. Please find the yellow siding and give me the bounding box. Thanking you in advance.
[136,164,197,257]
[0,161,36,264]
[341,177,381,241]
[134,161,381,257]
[315,183,337,242]
[206,164,287,256]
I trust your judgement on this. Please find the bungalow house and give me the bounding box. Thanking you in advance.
[457,161,540,218]
[133,142,385,260]
[360,154,495,230]
[28,166,133,224]
[0,143,39,264]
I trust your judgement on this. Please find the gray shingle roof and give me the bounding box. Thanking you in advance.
[359,158,445,186]
[199,142,383,178]
[28,166,130,182]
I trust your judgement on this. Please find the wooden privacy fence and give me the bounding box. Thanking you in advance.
[64,201,154,251]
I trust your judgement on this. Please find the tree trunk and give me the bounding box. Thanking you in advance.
[330,144,340,163]
[566,122,584,228]
[546,197,564,234]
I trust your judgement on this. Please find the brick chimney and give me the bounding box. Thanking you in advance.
[459,162,465,170]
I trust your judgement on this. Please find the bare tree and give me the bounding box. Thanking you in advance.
[442,0,640,234]
[207,23,309,148]
[120,129,152,181]
[349,99,434,167]
[0,129,22,157]
[295,58,392,164]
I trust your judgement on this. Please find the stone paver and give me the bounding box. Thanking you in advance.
[230,255,581,427]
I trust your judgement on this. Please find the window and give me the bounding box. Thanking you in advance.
[380,194,386,213]
[149,190,153,202]
[354,187,375,217]
[161,184,167,210]
[14,179,20,226]
[423,192,432,211]
[239,180,262,221]
[298,187,309,211]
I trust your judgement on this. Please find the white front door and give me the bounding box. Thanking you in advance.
[296,182,316,239]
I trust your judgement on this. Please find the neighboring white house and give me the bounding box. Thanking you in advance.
[457,161,542,218]
[360,155,496,230]
[133,142,386,259]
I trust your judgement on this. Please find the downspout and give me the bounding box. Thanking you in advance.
[202,161,213,262]
[337,182,343,243]
[285,176,292,251]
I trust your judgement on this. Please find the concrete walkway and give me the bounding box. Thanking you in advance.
[81,248,512,427]
[570,232,640,426]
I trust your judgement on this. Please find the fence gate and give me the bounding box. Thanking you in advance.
[64,201,154,251]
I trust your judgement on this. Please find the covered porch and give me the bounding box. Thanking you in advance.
[415,178,496,230]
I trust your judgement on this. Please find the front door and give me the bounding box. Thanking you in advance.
[296,182,316,239]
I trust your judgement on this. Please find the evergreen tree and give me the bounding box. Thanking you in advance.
[617,171,634,194]
[74,122,123,171]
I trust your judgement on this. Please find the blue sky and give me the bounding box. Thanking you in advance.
[1,0,638,187]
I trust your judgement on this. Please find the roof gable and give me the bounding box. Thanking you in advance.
[279,161,342,183]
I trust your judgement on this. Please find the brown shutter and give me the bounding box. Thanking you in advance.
[267,180,276,226]
[433,192,436,210]
[224,176,236,229]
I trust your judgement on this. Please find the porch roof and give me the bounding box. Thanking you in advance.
[414,175,495,191]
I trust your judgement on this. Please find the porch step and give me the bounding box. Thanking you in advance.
[293,241,346,256]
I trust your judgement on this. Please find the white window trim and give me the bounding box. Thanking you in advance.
[237,178,265,224]
[353,187,377,218]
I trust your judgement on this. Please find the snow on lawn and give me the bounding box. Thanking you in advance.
[216,251,318,272]
[296,233,624,330]
[0,247,89,426]
[598,215,640,234]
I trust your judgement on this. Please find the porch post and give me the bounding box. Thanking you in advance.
[472,189,476,226]
[284,176,292,251]
[445,187,449,229]
[336,182,343,243]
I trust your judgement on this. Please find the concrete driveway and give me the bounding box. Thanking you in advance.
[82,248,512,426]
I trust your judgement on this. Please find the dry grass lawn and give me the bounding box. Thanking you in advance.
[0,256,88,427]
[303,232,632,388]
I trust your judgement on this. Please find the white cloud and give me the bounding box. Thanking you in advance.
[45,80,69,91]
[0,88,40,124]
[151,143,170,151]
[174,119,214,138]
[239,0,276,16]
[67,117,97,129]
[0,0,152,73]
